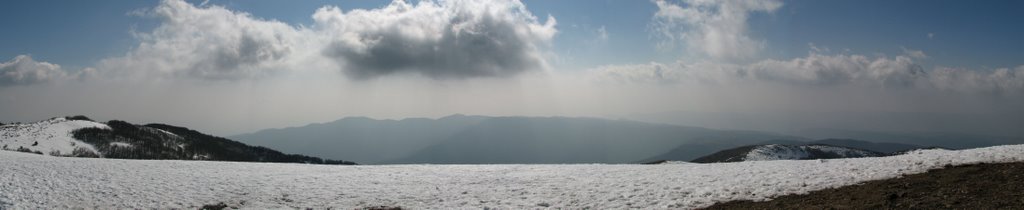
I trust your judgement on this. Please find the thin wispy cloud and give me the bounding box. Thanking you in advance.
[651,0,782,60]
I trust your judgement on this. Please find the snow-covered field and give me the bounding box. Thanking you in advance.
[2,145,1023,209]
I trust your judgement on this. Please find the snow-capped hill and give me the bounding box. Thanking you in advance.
[803,144,881,157]
[2,116,355,165]
[693,144,885,163]
[745,144,813,161]
[746,144,883,161]
[0,116,108,157]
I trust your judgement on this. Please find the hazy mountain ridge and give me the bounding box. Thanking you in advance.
[389,116,807,164]
[234,115,806,164]
[233,114,489,164]
[629,111,1024,142]
[796,128,1024,150]
[0,116,354,165]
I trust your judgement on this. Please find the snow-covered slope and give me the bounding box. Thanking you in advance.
[745,144,813,161]
[1,117,354,164]
[746,144,882,161]
[2,144,1022,209]
[0,117,108,156]
[693,144,885,163]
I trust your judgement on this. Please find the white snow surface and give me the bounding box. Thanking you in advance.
[744,144,877,161]
[108,142,133,148]
[1,145,1023,209]
[0,117,108,156]
[744,144,811,161]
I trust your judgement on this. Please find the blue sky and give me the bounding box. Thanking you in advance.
[757,0,1024,69]
[0,0,1022,136]
[2,0,1020,71]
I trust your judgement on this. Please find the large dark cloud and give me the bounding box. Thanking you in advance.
[313,0,557,80]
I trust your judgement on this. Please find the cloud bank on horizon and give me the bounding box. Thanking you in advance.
[0,0,1021,136]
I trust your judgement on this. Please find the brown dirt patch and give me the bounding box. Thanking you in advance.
[705,162,1024,210]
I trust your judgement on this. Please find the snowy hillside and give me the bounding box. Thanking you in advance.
[693,144,885,163]
[746,144,882,161]
[1,116,355,164]
[0,117,108,156]
[232,115,801,164]
[2,144,1022,209]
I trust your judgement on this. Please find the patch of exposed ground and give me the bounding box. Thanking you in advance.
[705,162,1024,209]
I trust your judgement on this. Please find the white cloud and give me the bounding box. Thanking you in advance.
[901,47,928,59]
[589,61,740,85]
[928,33,935,39]
[651,0,782,60]
[928,66,1024,94]
[590,62,672,84]
[590,51,1024,94]
[0,55,69,86]
[95,0,558,81]
[808,43,830,54]
[596,25,609,43]
[313,0,557,79]
[97,0,302,81]
[746,53,926,88]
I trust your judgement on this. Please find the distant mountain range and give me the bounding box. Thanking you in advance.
[794,128,1024,150]
[384,117,804,164]
[628,110,1024,143]
[0,116,354,165]
[5,114,1016,165]
[232,114,808,164]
